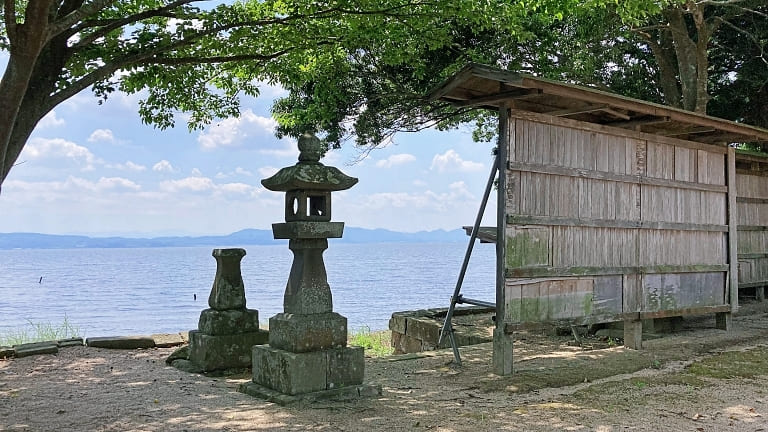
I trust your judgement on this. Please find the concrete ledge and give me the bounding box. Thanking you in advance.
[57,337,84,347]
[14,342,59,358]
[238,381,381,406]
[1,346,16,358]
[86,336,156,349]
[152,333,187,348]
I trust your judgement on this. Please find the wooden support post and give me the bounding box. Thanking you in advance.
[757,286,766,302]
[726,147,739,313]
[715,312,732,331]
[623,319,642,350]
[493,327,514,375]
[493,102,512,376]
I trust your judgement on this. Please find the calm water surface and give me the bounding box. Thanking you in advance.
[0,242,495,336]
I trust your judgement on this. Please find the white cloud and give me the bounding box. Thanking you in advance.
[87,129,115,143]
[430,149,484,173]
[37,111,65,129]
[152,160,175,173]
[159,176,260,196]
[21,137,100,170]
[5,176,140,194]
[160,176,215,193]
[257,166,279,178]
[234,167,253,176]
[191,168,203,177]
[259,139,299,158]
[107,161,146,172]
[197,109,277,150]
[375,153,416,168]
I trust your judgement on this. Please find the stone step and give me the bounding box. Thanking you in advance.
[14,342,59,358]
[86,336,156,349]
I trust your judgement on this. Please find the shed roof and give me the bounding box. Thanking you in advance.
[429,63,768,146]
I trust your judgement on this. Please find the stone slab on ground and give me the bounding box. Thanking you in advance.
[14,342,59,358]
[152,333,186,348]
[86,336,156,349]
[238,381,381,406]
[57,338,84,347]
[188,329,268,371]
[0,346,15,358]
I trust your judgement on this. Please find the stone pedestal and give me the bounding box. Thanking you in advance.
[187,248,268,372]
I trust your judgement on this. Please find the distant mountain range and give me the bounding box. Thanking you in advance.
[0,227,469,250]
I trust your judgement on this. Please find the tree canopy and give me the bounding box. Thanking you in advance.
[1,0,766,192]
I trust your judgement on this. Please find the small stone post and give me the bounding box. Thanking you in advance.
[186,248,268,371]
[240,133,380,403]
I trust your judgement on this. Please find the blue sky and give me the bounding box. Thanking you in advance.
[0,70,498,236]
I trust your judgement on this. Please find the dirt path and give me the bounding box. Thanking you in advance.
[2,302,768,431]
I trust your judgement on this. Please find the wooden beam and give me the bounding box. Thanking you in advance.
[507,160,729,193]
[545,105,608,117]
[600,107,631,121]
[505,265,729,278]
[658,127,717,137]
[608,116,671,129]
[455,89,541,107]
[506,214,728,232]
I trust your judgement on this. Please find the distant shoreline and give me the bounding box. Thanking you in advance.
[0,227,468,250]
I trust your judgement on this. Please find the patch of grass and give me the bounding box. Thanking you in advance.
[0,315,81,347]
[348,326,393,357]
[687,347,768,379]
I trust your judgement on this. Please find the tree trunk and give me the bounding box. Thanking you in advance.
[0,53,40,188]
[663,7,699,112]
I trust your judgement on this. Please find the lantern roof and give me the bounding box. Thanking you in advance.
[261,133,358,192]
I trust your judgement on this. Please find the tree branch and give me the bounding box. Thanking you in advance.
[3,0,16,44]
[144,50,296,65]
[70,0,200,48]
[47,0,117,43]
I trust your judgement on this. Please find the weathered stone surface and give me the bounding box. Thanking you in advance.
[327,346,364,389]
[251,345,328,395]
[391,332,423,355]
[86,336,155,349]
[272,222,344,239]
[261,133,358,193]
[57,337,84,347]
[14,342,58,358]
[170,359,203,374]
[405,317,440,345]
[165,345,189,365]
[188,329,268,371]
[197,308,260,336]
[208,248,247,310]
[269,312,346,353]
[239,381,381,405]
[282,239,334,314]
[152,333,186,348]
[388,314,407,334]
[0,346,14,358]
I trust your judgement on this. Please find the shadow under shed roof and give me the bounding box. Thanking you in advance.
[429,63,768,147]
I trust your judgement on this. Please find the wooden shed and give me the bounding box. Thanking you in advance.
[430,63,768,375]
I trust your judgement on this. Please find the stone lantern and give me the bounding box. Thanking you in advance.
[240,133,380,403]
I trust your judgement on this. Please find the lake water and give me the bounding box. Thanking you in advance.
[0,242,495,337]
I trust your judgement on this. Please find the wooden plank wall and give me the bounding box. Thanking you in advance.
[503,110,731,324]
[735,153,768,291]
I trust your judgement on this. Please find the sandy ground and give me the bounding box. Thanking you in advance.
[2,301,768,431]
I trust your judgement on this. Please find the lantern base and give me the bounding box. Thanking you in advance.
[248,345,366,397]
[268,312,347,353]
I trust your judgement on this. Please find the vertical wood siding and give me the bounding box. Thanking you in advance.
[735,154,768,288]
[504,112,733,324]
